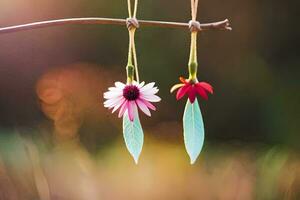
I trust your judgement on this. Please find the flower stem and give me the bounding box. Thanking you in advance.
[126,64,135,84]
[127,29,134,84]
[188,32,198,80]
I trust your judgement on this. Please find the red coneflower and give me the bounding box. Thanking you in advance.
[170,77,213,103]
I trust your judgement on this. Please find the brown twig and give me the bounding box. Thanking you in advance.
[0,17,231,34]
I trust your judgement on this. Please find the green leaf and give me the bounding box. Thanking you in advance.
[183,98,205,164]
[123,111,144,164]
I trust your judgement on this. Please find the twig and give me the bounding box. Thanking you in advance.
[0,17,231,34]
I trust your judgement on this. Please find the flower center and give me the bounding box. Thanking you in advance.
[123,85,140,101]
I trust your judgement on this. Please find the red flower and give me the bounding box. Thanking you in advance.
[170,77,213,103]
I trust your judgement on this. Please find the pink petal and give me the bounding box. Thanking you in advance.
[195,85,208,100]
[112,98,126,113]
[176,84,191,100]
[104,96,124,108]
[118,100,128,118]
[128,101,135,121]
[188,87,197,103]
[132,102,138,117]
[140,98,156,111]
[136,99,151,116]
[197,82,213,94]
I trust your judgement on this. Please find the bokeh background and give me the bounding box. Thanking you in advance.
[0,0,299,199]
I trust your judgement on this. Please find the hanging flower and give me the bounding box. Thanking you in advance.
[104,81,161,121]
[170,77,213,103]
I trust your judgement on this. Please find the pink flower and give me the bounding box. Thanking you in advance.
[170,77,213,103]
[104,81,161,121]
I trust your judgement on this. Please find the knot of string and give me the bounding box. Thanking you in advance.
[127,0,140,83]
[188,20,201,32]
[189,0,201,32]
[126,17,139,30]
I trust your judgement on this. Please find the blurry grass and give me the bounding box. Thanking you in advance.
[0,131,299,200]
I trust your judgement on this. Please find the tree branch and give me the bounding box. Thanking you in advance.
[0,17,231,34]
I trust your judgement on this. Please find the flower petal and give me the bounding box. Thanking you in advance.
[176,84,191,100]
[195,85,208,100]
[136,99,151,116]
[112,98,126,113]
[188,87,197,103]
[141,94,161,102]
[140,82,155,92]
[127,101,136,121]
[118,100,128,118]
[104,90,122,99]
[138,81,145,88]
[104,96,124,108]
[197,82,213,94]
[133,102,138,116]
[141,87,159,96]
[108,87,122,92]
[140,98,156,111]
[170,83,184,93]
[115,82,126,89]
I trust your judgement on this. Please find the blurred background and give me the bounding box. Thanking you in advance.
[0,0,299,199]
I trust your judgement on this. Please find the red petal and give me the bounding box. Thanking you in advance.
[195,85,208,100]
[188,87,197,103]
[176,84,191,100]
[197,82,213,94]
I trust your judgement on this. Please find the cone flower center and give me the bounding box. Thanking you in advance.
[123,85,140,100]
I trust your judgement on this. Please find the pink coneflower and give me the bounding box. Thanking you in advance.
[171,77,213,103]
[104,81,161,121]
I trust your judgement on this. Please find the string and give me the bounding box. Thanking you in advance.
[188,0,199,79]
[133,0,138,18]
[127,0,140,83]
[191,0,199,21]
[194,0,199,20]
[131,30,139,83]
[127,0,132,18]
[191,0,195,21]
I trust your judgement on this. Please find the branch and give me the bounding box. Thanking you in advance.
[0,17,231,34]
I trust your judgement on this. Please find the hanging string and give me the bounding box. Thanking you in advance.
[132,0,139,83]
[191,0,195,21]
[127,0,132,18]
[133,0,138,18]
[126,0,140,83]
[188,0,200,80]
[194,0,199,20]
